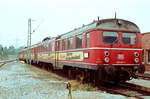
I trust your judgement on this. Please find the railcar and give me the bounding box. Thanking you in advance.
[19,18,145,82]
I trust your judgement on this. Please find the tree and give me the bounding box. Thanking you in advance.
[0,44,3,56]
[0,44,24,58]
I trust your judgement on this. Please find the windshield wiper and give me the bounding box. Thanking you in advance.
[112,38,118,44]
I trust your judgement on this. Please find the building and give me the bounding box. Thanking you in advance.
[142,32,150,71]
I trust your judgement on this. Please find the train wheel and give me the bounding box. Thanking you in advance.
[66,67,75,79]
[93,71,100,85]
[85,70,91,83]
[119,71,131,83]
[42,63,45,70]
[68,69,73,79]
[76,70,85,83]
[38,62,42,68]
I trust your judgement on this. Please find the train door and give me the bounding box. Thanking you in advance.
[54,41,60,69]
[54,41,63,69]
[34,47,38,61]
[51,41,55,68]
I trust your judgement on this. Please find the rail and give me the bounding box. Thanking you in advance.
[98,82,150,99]
[136,73,150,80]
[0,59,17,67]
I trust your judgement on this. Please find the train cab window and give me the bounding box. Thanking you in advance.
[76,34,83,48]
[63,39,66,50]
[86,33,90,48]
[103,32,118,44]
[122,33,137,45]
[68,37,73,49]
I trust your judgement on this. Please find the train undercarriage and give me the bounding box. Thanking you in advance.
[21,59,145,83]
[63,65,145,83]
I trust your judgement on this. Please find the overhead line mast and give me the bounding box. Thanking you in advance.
[27,18,43,65]
[27,18,31,65]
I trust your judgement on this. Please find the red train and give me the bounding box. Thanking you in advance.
[19,18,145,83]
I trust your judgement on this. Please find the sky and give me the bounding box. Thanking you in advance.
[0,0,150,47]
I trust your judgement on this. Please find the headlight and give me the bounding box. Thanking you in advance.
[134,52,139,57]
[104,51,110,56]
[134,58,139,63]
[104,57,109,63]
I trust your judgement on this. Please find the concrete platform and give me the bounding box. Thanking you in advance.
[128,78,150,89]
[145,71,150,74]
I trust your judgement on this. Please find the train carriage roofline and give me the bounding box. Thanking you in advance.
[56,18,140,40]
[24,36,57,50]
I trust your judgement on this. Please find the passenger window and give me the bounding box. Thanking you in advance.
[52,42,55,52]
[59,40,61,51]
[103,32,118,44]
[68,37,73,49]
[56,41,59,51]
[76,34,82,48]
[40,46,41,52]
[86,33,90,48]
[63,39,66,50]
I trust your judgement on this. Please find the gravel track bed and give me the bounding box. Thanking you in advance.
[0,61,133,99]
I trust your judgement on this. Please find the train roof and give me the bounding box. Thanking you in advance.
[58,18,140,39]
[20,18,140,51]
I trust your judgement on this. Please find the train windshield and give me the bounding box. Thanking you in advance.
[122,33,137,45]
[103,31,118,44]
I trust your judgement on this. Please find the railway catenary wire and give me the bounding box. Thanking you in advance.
[97,82,150,99]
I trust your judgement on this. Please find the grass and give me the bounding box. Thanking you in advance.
[85,84,94,91]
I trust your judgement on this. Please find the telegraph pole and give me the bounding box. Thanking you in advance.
[27,18,32,65]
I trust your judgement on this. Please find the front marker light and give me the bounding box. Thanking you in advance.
[134,52,139,57]
[104,51,110,56]
[134,58,139,63]
[104,57,109,63]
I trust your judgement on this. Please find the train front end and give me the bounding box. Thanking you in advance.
[90,19,145,82]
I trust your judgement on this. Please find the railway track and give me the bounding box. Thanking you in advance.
[136,73,150,80]
[0,59,16,67]
[38,64,150,99]
[98,82,150,99]
[26,62,150,99]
